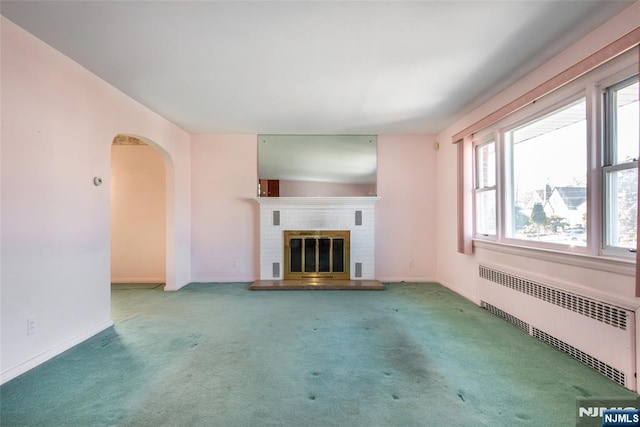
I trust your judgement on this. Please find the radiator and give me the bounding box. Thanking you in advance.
[478,264,636,391]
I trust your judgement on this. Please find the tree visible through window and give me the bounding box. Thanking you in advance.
[470,56,638,259]
[506,98,587,246]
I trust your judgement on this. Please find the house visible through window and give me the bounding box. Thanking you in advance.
[506,97,587,246]
[471,51,638,260]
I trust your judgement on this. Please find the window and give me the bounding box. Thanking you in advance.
[474,140,496,236]
[506,98,587,246]
[603,77,639,254]
[470,50,638,261]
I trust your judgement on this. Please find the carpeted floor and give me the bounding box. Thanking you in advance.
[1,282,637,426]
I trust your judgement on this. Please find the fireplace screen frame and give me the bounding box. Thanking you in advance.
[283,230,350,280]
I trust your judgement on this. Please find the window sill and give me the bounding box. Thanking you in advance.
[473,239,636,277]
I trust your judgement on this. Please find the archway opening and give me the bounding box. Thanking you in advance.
[110,134,169,288]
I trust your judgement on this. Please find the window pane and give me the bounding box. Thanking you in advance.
[606,168,637,249]
[476,142,496,188]
[614,81,639,164]
[508,98,587,246]
[476,190,496,235]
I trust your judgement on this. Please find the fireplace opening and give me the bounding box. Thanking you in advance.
[284,230,350,280]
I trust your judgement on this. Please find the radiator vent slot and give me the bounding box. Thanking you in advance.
[481,301,530,334]
[481,301,628,388]
[479,264,635,391]
[479,265,627,330]
[532,327,626,387]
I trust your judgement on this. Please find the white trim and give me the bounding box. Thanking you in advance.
[474,239,635,276]
[602,75,639,257]
[479,261,640,312]
[377,276,439,283]
[587,79,602,258]
[604,161,639,174]
[188,277,257,284]
[255,196,380,206]
[602,246,638,259]
[471,50,639,263]
[110,277,165,284]
[499,236,590,255]
[0,319,114,385]
[187,281,252,286]
[597,62,640,91]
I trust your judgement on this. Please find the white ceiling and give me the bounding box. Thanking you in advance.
[0,1,634,135]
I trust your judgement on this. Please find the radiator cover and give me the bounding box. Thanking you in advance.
[478,264,636,391]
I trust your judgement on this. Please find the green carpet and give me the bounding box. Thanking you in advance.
[1,282,636,426]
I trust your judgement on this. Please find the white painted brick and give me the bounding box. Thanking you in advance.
[256,197,380,280]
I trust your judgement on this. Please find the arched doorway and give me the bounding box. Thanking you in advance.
[110,134,175,289]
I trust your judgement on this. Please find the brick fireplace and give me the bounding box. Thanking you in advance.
[255,197,380,280]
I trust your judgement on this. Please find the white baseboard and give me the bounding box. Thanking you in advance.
[189,277,257,284]
[0,319,114,385]
[376,277,439,283]
[111,277,165,284]
[188,281,253,286]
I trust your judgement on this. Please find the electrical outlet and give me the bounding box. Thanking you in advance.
[233,259,239,268]
[27,318,36,335]
[408,258,414,268]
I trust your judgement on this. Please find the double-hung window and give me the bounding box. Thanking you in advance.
[474,139,496,237]
[603,76,639,256]
[471,50,638,261]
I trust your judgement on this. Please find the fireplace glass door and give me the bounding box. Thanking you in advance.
[284,231,350,280]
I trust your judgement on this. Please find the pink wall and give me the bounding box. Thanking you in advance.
[279,180,376,197]
[189,134,437,283]
[435,3,640,303]
[190,135,258,282]
[0,15,437,383]
[6,1,635,386]
[0,17,191,384]
[111,145,166,282]
[376,135,438,281]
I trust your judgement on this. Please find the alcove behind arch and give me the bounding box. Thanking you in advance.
[110,134,177,290]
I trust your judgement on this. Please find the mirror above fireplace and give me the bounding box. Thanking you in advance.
[257,135,377,197]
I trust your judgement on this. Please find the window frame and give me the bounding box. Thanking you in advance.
[602,74,639,258]
[502,92,589,252]
[469,49,638,264]
[473,136,497,239]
